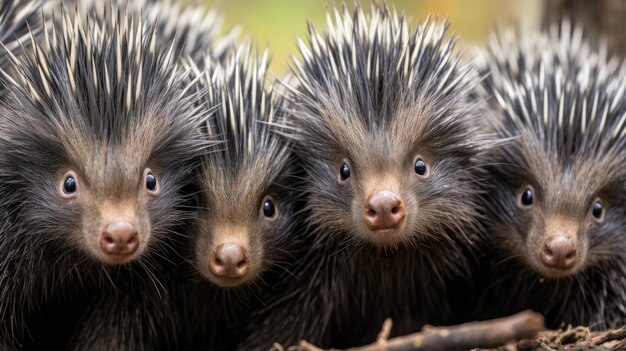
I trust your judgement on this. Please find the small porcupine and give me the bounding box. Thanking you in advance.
[241,3,493,349]
[473,21,626,329]
[0,7,209,350]
[173,42,303,350]
[45,0,238,61]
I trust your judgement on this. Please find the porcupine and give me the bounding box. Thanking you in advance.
[169,42,303,350]
[241,3,494,349]
[0,7,209,350]
[473,20,626,329]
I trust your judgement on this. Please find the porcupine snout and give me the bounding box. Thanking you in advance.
[363,190,406,232]
[540,235,577,270]
[100,220,139,258]
[209,243,251,279]
[527,213,585,277]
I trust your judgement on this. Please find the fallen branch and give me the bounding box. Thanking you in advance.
[298,310,544,351]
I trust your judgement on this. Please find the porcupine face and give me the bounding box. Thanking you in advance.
[488,130,626,279]
[288,5,484,249]
[0,10,205,266]
[193,155,297,289]
[478,23,626,279]
[189,47,298,288]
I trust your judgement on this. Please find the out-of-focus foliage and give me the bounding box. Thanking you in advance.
[196,0,543,73]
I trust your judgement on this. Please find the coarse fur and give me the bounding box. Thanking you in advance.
[0,8,209,350]
[44,0,238,62]
[474,21,626,329]
[174,43,303,350]
[0,0,42,80]
[241,3,492,348]
[140,0,238,62]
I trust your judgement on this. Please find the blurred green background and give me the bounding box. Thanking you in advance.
[197,0,543,73]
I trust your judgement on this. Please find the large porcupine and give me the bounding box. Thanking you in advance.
[0,7,209,350]
[173,42,303,350]
[473,21,626,329]
[45,0,238,61]
[242,3,493,349]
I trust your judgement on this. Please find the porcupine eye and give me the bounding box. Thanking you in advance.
[591,199,604,221]
[520,187,533,206]
[414,158,427,176]
[145,171,157,192]
[63,175,77,194]
[339,162,350,181]
[262,196,277,218]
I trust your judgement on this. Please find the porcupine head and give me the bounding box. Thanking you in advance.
[188,43,298,289]
[286,3,487,254]
[476,22,626,280]
[0,8,207,266]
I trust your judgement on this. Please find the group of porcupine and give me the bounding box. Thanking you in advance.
[0,0,624,349]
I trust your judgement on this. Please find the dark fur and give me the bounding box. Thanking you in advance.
[172,44,303,350]
[0,0,42,81]
[0,8,208,350]
[45,0,237,62]
[474,21,626,329]
[241,4,492,349]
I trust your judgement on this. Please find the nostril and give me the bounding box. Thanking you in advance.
[367,209,377,218]
[105,236,114,245]
[391,206,398,215]
[543,247,554,257]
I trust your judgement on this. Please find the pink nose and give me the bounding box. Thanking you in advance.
[363,190,406,231]
[540,235,577,270]
[209,243,250,279]
[99,221,139,257]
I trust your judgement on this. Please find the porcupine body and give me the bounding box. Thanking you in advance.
[241,3,493,349]
[473,21,626,329]
[171,43,303,351]
[0,7,208,350]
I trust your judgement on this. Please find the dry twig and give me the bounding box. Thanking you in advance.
[298,310,544,351]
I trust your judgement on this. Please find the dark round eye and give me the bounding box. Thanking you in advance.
[414,159,427,175]
[592,200,603,220]
[520,188,533,206]
[262,199,276,218]
[63,176,77,194]
[339,162,350,181]
[146,172,157,192]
